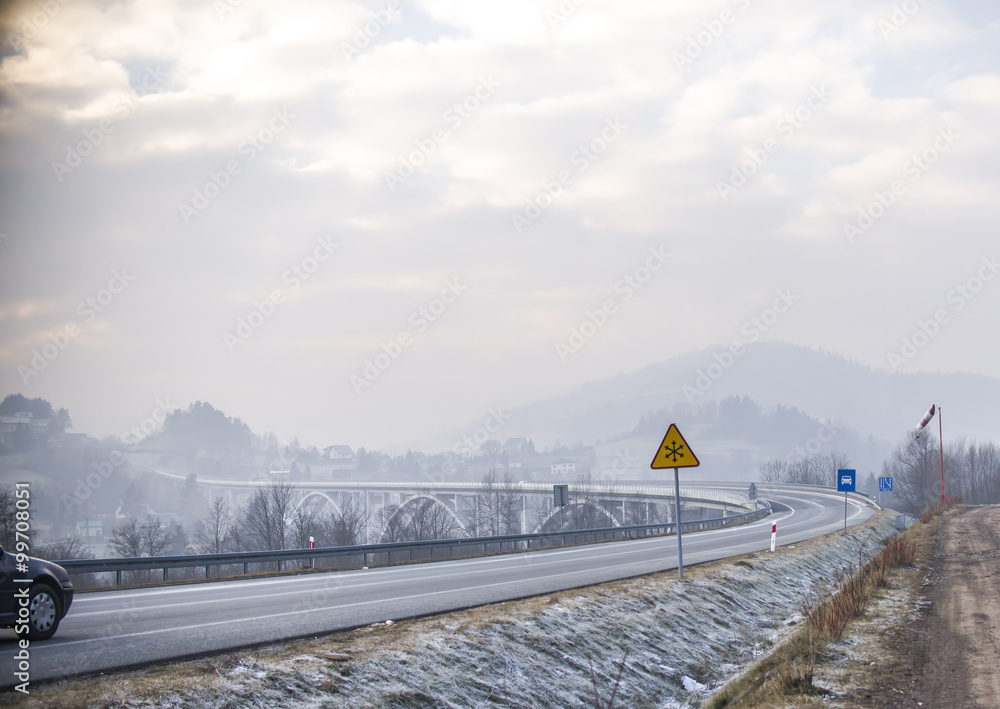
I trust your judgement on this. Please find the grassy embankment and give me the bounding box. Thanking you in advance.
[704,504,951,709]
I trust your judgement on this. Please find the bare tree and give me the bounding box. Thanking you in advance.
[883,433,939,513]
[479,440,504,468]
[140,516,171,557]
[528,492,555,533]
[107,516,168,581]
[759,459,788,483]
[757,451,850,486]
[0,485,16,550]
[378,504,409,543]
[568,472,612,530]
[36,535,99,588]
[406,495,462,541]
[467,469,520,537]
[948,439,1000,505]
[322,497,369,547]
[108,517,145,557]
[379,494,461,542]
[35,535,92,561]
[194,497,232,553]
[240,481,295,551]
[290,505,320,550]
[498,473,521,534]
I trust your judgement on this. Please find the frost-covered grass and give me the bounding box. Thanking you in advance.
[708,514,933,709]
[14,514,897,709]
[804,535,917,639]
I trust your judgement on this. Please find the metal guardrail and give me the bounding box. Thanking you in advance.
[59,501,772,587]
[613,480,882,510]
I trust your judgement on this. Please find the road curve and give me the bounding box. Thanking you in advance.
[0,488,874,686]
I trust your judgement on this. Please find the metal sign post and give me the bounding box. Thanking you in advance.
[553,485,569,531]
[879,476,893,509]
[673,466,684,579]
[650,423,700,581]
[837,469,856,533]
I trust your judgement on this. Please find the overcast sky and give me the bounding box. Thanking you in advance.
[0,0,997,452]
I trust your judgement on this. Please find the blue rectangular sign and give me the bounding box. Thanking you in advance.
[879,476,893,492]
[837,469,856,492]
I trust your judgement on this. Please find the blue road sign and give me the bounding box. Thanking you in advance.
[837,469,856,492]
[879,476,893,492]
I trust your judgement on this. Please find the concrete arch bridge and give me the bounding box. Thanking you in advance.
[151,470,757,542]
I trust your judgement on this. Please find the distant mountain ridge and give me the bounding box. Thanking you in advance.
[495,342,1000,453]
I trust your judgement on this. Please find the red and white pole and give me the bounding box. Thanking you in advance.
[938,406,945,506]
[915,404,945,506]
[770,523,776,552]
[309,536,315,549]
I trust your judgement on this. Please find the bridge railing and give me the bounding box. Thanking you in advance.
[58,500,772,589]
[155,468,758,510]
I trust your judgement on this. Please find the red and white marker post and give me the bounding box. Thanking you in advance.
[770,523,777,552]
[915,404,946,506]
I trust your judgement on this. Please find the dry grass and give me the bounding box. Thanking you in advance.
[804,535,917,639]
[919,497,961,524]
[705,525,924,709]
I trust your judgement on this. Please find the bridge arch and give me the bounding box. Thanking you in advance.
[533,501,621,533]
[294,490,343,518]
[378,493,467,542]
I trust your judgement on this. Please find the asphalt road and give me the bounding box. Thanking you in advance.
[0,489,874,686]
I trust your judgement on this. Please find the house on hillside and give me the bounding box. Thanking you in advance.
[0,412,51,452]
[551,459,576,477]
[322,445,355,462]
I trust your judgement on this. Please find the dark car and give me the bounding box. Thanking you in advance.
[0,546,74,640]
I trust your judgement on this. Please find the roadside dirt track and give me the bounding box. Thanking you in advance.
[876,506,1000,708]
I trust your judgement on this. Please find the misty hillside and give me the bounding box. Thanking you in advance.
[496,342,999,444]
[473,342,999,478]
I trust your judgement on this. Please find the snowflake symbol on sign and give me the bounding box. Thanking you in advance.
[663,440,685,463]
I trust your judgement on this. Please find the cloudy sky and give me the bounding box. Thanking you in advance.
[0,0,997,451]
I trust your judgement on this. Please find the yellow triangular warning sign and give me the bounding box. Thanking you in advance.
[650,423,700,469]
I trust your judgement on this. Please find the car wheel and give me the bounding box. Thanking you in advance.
[18,583,61,641]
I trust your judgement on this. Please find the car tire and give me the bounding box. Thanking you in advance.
[17,583,61,641]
